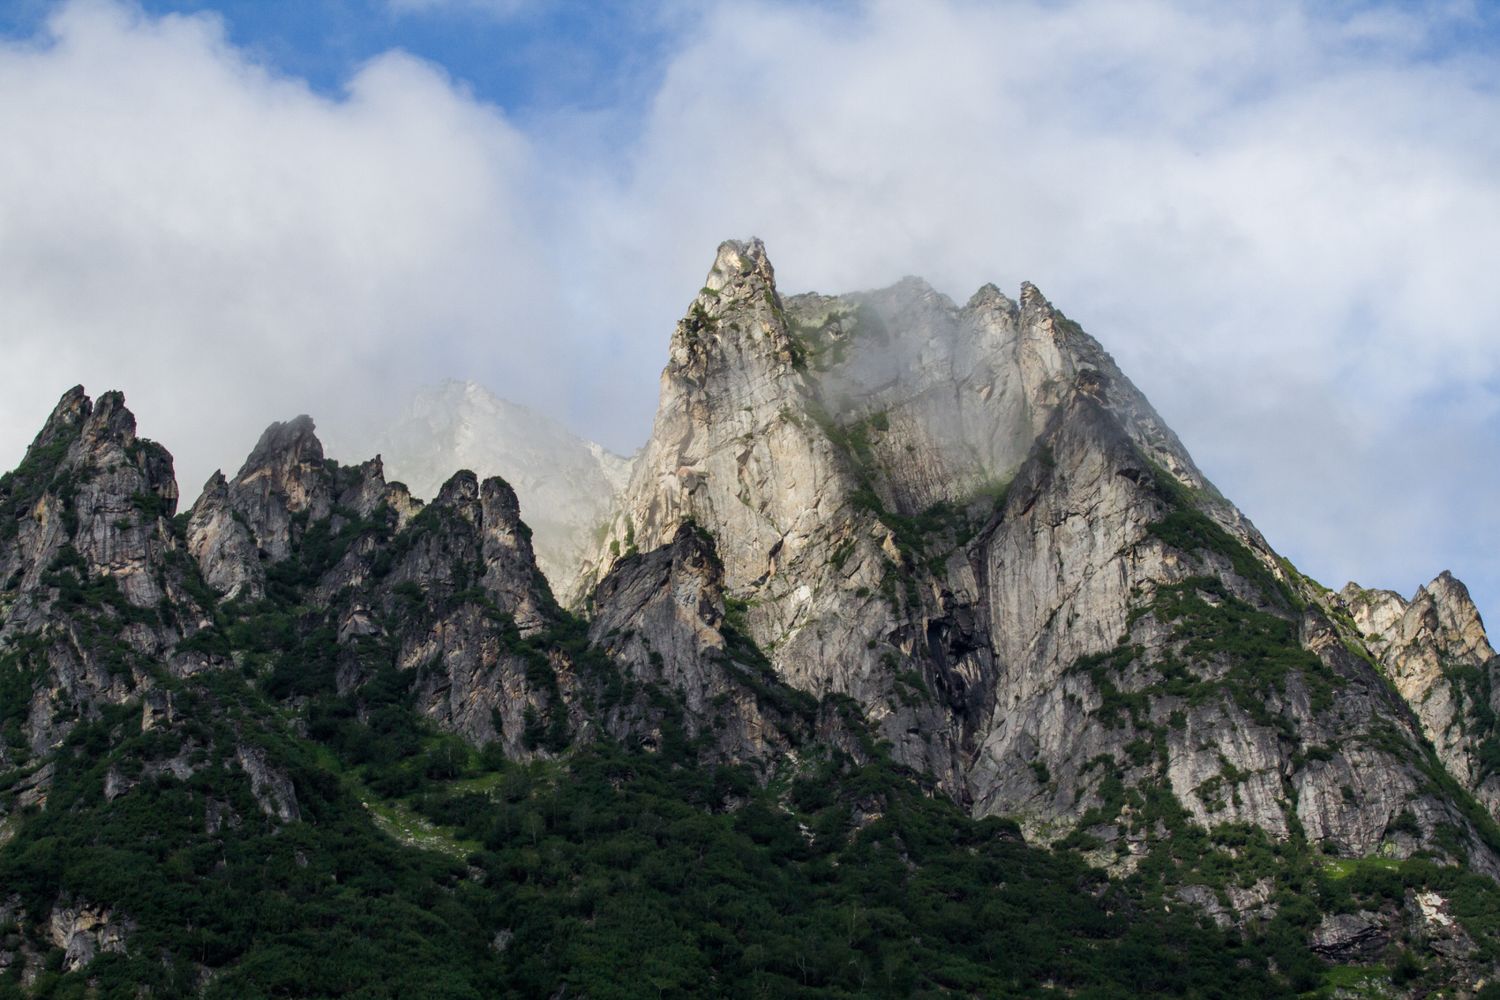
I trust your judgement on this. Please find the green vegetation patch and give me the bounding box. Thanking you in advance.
[1144,464,1293,608]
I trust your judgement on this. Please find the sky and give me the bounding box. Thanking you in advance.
[1,0,1498,623]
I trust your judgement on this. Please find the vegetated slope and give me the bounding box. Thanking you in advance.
[0,388,1287,998]
[2,231,1500,996]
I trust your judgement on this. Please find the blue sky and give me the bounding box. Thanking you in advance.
[1,0,1498,623]
[2,0,691,117]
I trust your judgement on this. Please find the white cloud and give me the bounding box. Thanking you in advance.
[2,0,1498,621]
[564,0,1500,615]
[0,0,560,494]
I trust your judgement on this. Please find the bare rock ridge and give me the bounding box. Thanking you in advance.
[573,237,1500,872]
[0,386,202,768]
[6,238,1500,986]
[1338,573,1500,816]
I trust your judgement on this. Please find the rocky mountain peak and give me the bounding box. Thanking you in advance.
[434,469,480,517]
[80,391,139,452]
[1420,570,1496,664]
[965,282,1020,320]
[1338,570,1500,818]
[238,414,322,481]
[703,237,775,297]
[0,387,180,615]
[1018,279,1050,313]
[668,236,801,379]
[568,238,1500,877]
[31,384,92,453]
[216,415,333,566]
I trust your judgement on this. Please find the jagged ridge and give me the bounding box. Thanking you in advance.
[5,230,1500,994]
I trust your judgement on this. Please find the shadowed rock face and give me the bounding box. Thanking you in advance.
[571,238,1500,872]
[0,387,203,765]
[587,524,820,768]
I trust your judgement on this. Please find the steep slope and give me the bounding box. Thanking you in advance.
[2,388,1331,998]
[966,388,1496,878]
[574,241,975,790]
[0,387,206,773]
[576,239,1500,884]
[366,379,631,589]
[1338,574,1500,816]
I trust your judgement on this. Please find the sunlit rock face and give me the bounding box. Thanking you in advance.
[571,238,1500,871]
[1338,572,1500,817]
[6,239,1500,933]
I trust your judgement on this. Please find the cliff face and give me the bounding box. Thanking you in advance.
[0,387,202,768]
[1338,573,1500,816]
[573,239,1500,875]
[6,241,1500,994]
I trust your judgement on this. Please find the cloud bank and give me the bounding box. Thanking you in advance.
[1,0,1497,618]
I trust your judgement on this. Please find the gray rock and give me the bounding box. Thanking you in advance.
[565,238,1500,873]
[235,744,300,822]
[1309,911,1389,962]
[1339,573,1500,818]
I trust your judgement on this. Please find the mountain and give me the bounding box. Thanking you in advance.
[359,379,631,590]
[576,239,1500,868]
[2,241,1500,996]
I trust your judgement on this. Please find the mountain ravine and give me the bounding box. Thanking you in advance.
[1,238,1499,997]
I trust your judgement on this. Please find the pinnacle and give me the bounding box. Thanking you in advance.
[239,415,323,476]
[705,237,776,296]
[965,282,1019,316]
[34,385,93,449]
[1019,281,1051,312]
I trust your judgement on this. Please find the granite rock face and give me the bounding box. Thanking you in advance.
[0,387,203,762]
[572,239,1500,873]
[1339,573,1500,817]
[586,523,843,769]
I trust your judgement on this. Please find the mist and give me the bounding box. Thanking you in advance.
[2,0,1498,622]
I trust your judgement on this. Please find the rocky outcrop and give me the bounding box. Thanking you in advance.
[1338,573,1500,816]
[587,523,810,767]
[186,418,420,603]
[0,387,208,760]
[48,900,133,972]
[223,415,331,564]
[235,744,300,823]
[185,471,263,601]
[1309,911,1389,963]
[572,238,1500,875]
